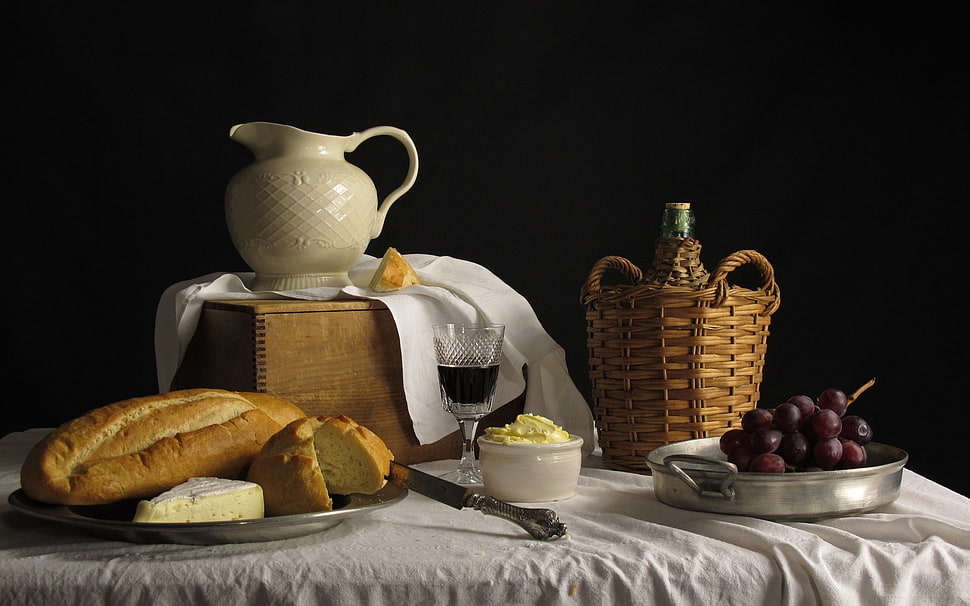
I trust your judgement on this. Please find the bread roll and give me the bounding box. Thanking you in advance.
[368,247,421,292]
[246,415,393,516]
[20,389,306,505]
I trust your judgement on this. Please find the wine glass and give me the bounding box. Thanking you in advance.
[432,323,505,484]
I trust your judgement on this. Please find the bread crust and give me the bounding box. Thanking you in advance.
[247,415,393,516]
[20,389,306,505]
[368,247,420,292]
[246,416,334,516]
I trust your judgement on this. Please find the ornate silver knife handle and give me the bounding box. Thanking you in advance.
[464,493,567,540]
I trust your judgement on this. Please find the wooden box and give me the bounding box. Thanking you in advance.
[172,299,522,464]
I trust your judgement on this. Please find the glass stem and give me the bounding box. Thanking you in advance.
[456,417,481,481]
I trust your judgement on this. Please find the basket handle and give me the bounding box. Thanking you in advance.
[706,249,781,314]
[580,255,644,305]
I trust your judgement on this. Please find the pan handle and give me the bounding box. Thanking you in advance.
[663,455,738,500]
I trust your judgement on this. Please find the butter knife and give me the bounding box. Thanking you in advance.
[386,461,567,540]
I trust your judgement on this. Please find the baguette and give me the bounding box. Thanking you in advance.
[246,415,393,516]
[20,388,306,505]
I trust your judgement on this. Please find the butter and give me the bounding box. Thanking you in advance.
[483,414,572,444]
[133,477,264,523]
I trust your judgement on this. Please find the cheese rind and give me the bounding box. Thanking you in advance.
[133,477,264,523]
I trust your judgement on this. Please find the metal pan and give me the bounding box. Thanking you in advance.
[646,438,908,521]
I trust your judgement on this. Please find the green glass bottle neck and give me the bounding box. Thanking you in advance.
[660,206,695,238]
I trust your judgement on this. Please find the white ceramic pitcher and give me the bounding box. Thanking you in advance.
[225,122,419,290]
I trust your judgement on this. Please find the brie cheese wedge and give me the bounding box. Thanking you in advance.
[133,477,265,523]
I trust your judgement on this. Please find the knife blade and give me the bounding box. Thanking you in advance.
[387,461,567,540]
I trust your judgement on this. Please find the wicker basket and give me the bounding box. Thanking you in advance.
[581,238,781,474]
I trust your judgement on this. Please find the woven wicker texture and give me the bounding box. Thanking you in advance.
[581,242,780,474]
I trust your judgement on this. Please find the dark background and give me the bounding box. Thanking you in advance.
[8,4,967,496]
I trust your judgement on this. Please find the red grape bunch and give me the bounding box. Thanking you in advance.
[718,379,876,474]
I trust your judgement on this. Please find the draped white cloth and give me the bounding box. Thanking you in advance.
[154,254,595,450]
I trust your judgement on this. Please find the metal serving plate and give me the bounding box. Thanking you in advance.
[8,482,407,545]
[646,438,908,521]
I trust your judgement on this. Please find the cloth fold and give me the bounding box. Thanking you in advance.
[154,254,595,451]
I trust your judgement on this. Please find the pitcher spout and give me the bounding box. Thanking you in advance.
[229,122,347,160]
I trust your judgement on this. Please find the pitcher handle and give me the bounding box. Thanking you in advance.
[347,126,420,238]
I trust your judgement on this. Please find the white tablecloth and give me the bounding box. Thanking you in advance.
[2,429,968,606]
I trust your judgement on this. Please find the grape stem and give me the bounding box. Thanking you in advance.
[846,377,876,407]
